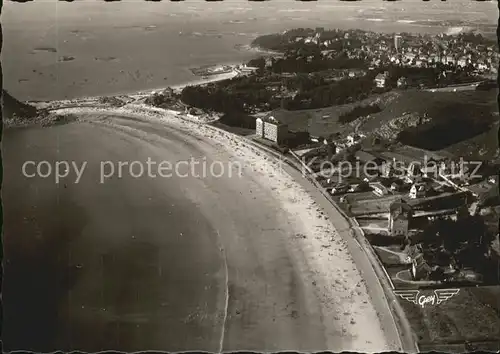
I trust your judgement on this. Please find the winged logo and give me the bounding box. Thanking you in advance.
[393,289,460,308]
[434,289,460,304]
[393,290,419,304]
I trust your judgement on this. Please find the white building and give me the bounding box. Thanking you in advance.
[255,110,289,145]
[388,200,413,237]
[409,183,427,199]
[374,72,389,88]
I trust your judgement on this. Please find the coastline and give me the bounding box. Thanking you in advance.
[127,70,240,99]
[25,70,240,107]
[34,103,396,351]
[237,43,284,57]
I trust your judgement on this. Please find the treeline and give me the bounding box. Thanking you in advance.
[338,103,382,124]
[180,76,281,113]
[375,64,479,89]
[248,51,368,75]
[251,29,316,52]
[418,214,495,275]
[180,69,381,114]
[271,55,367,74]
[251,28,373,52]
[284,73,379,110]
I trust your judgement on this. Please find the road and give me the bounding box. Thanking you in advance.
[2,113,387,352]
[425,82,481,92]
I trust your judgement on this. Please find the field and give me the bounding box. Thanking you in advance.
[268,91,400,137]
[358,90,498,133]
[276,88,497,167]
[400,286,500,352]
[366,225,500,352]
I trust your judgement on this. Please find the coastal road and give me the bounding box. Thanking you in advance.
[425,82,481,92]
[2,114,363,352]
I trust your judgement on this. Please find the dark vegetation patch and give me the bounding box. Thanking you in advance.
[360,90,497,133]
[218,112,256,130]
[397,102,495,150]
[2,90,38,120]
[97,96,126,107]
[338,103,382,124]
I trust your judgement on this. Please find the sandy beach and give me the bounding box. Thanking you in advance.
[39,102,393,352]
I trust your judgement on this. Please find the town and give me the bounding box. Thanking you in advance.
[140,27,499,352]
[144,27,499,290]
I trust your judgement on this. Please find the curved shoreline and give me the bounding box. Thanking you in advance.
[34,102,406,351]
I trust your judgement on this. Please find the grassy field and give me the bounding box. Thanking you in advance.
[276,88,497,167]
[359,90,498,132]
[271,91,400,137]
[351,89,497,162]
[349,194,404,215]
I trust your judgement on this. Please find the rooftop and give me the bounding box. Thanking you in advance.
[260,109,289,125]
[355,150,383,163]
[389,199,413,215]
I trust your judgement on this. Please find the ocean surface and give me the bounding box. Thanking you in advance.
[2,0,497,101]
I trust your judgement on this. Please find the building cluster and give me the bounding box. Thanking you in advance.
[254,109,497,213]
[249,106,498,285]
[294,29,498,74]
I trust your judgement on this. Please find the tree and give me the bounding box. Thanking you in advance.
[248,57,266,70]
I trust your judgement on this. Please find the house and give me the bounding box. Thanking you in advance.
[411,253,432,280]
[372,185,388,197]
[255,117,264,137]
[409,182,429,199]
[407,162,422,178]
[355,150,386,166]
[374,72,389,88]
[397,77,408,88]
[324,138,337,160]
[388,199,413,237]
[457,58,467,67]
[346,133,364,147]
[255,110,289,145]
[381,162,394,178]
[421,158,440,178]
[390,180,405,192]
[162,87,174,97]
